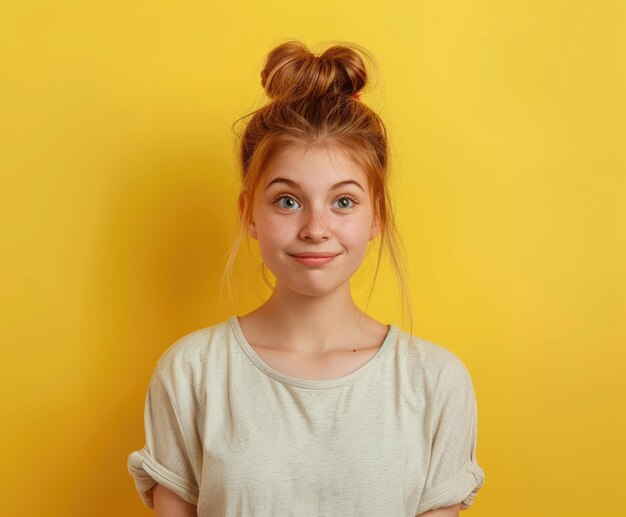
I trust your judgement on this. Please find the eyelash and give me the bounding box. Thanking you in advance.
[272,193,358,211]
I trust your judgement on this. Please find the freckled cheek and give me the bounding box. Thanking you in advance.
[340,221,372,246]
[255,217,294,252]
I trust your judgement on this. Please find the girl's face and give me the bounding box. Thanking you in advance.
[243,144,380,298]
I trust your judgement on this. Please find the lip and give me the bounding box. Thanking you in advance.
[289,252,340,257]
[289,253,339,266]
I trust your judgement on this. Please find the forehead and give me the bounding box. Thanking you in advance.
[262,145,367,187]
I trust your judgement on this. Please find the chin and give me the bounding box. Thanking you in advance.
[296,278,352,297]
[271,276,344,297]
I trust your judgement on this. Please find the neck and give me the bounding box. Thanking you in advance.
[246,282,377,355]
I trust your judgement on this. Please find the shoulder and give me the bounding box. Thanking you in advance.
[392,328,479,430]
[393,326,475,390]
[152,316,233,389]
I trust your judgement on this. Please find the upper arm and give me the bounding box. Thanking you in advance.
[153,483,197,517]
[127,366,201,509]
[414,360,485,515]
[417,502,462,517]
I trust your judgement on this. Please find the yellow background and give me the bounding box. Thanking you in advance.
[1,1,624,516]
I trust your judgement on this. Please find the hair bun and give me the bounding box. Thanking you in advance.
[260,40,368,102]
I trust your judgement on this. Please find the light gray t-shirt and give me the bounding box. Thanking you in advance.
[127,316,485,516]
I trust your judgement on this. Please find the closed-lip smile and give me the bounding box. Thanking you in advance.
[289,252,340,257]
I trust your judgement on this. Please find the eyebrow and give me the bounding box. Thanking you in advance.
[264,177,365,192]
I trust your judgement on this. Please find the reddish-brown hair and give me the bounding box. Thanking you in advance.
[221,39,413,334]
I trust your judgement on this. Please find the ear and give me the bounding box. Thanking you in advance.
[239,192,258,240]
[249,220,258,240]
[368,195,381,241]
[369,215,381,241]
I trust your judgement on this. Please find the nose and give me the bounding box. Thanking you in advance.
[299,209,330,242]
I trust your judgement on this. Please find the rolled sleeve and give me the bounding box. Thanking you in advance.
[127,370,200,508]
[415,362,485,514]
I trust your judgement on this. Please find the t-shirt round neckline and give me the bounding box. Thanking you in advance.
[228,315,397,389]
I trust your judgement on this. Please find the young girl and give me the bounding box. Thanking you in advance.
[128,40,485,517]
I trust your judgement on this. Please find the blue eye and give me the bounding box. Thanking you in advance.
[272,194,358,211]
[334,196,356,209]
[274,195,301,210]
